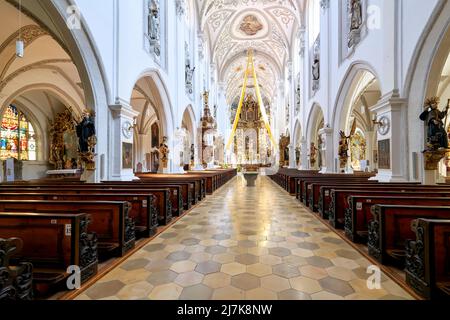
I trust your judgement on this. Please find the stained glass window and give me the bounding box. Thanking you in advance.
[0,105,36,161]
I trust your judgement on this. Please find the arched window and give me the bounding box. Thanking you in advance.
[0,105,36,161]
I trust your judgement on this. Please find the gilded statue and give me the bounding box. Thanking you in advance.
[420,97,450,151]
[339,119,357,169]
[49,107,77,170]
[309,142,318,168]
[159,136,169,169]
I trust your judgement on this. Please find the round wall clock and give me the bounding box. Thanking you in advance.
[377,116,390,136]
[122,121,133,139]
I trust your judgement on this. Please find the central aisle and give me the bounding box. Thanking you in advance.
[76,176,413,300]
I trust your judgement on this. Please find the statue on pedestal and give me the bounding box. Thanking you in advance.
[309,142,318,168]
[420,97,449,151]
[76,109,97,170]
[159,136,169,169]
[338,120,357,169]
[420,97,450,170]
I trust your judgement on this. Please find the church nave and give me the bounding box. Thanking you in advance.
[74,176,413,301]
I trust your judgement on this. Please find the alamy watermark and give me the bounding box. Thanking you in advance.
[66,265,81,290]
[66,5,82,30]
[367,265,382,290]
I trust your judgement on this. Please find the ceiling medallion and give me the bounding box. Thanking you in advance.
[239,15,263,36]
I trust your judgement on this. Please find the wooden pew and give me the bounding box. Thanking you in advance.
[0,192,158,238]
[328,186,450,228]
[106,181,194,209]
[0,200,134,258]
[296,175,374,205]
[0,186,174,225]
[135,174,206,201]
[0,238,33,300]
[368,205,450,265]
[0,212,98,295]
[346,195,450,242]
[406,218,450,300]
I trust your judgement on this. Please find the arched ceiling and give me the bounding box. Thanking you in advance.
[197,0,305,103]
[0,0,84,115]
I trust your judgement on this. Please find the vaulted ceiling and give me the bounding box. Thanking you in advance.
[196,0,305,103]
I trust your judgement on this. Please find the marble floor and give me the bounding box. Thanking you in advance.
[75,176,414,300]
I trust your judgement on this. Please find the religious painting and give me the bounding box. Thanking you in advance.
[151,122,159,148]
[239,15,263,36]
[378,139,390,169]
[122,142,133,169]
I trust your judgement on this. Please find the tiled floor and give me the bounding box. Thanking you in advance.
[75,176,414,300]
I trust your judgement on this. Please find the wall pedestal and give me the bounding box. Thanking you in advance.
[369,91,407,182]
[109,103,139,181]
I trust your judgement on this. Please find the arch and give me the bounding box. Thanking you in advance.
[293,119,302,148]
[130,69,175,138]
[404,0,450,182]
[331,61,381,132]
[0,0,110,181]
[182,105,197,144]
[306,102,324,145]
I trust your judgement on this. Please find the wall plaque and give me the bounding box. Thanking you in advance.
[378,139,390,169]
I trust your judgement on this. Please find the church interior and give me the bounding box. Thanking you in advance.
[1,0,450,302]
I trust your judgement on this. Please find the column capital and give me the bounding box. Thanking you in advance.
[369,90,407,115]
[109,101,140,119]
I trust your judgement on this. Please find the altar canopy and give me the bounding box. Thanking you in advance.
[226,50,276,166]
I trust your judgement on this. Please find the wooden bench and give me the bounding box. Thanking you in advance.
[297,175,374,205]
[135,174,206,201]
[405,218,450,300]
[0,238,33,300]
[0,200,134,258]
[345,195,450,242]
[0,212,98,295]
[0,192,158,238]
[368,205,450,265]
[0,186,174,225]
[328,186,450,228]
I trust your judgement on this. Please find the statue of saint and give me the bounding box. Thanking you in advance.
[310,143,318,168]
[295,147,301,167]
[159,136,169,169]
[312,58,320,81]
[76,110,96,154]
[420,97,450,151]
[349,0,363,31]
[190,144,195,165]
[148,0,160,41]
[185,64,195,94]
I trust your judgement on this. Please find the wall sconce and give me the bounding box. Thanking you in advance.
[372,114,390,136]
[128,116,138,131]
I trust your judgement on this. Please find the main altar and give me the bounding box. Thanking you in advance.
[227,50,276,167]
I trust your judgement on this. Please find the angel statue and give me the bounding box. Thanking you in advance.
[339,119,357,169]
[420,97,450,151]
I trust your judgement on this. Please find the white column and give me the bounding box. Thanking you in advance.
[288,143,296,169]
[318,127,334,173]
[365,130,375,172]
[109,103,140,181]
[300,137,308,170]
[370,91,407,182]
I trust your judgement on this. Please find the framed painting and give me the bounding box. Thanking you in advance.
[122,142,133,169]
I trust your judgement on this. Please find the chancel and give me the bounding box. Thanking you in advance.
[1,0,450,303]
